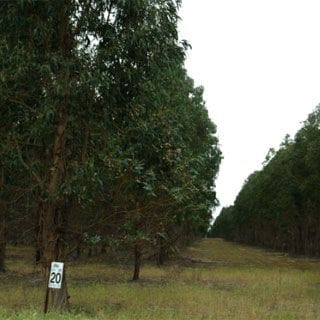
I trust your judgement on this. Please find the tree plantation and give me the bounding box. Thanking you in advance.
[211,106,320,257]
[3,1,320,319]
[0,0,221,311]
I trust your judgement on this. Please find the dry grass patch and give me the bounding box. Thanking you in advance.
[1,239,320,319]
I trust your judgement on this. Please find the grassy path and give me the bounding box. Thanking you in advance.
[1,239,320,319]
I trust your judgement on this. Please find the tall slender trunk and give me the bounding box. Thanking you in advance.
[0,219,5,272]
[41,108,69,310]
[0,169,6,272]
[132,244,142,281]
[157,235,166,266]
[40,0,74,311]
[35,199,44,264]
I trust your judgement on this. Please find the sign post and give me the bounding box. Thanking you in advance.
[44,262,64,313]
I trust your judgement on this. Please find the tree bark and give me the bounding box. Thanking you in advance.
[35,199,44,264]
[157,236,166,266]
[41,0,74,304]
[0,219,6,272]
[41,107,69,311]
[132,244,142,281]
[52,267,69,309]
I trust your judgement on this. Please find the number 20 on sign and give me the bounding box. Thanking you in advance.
[48,262,64,289]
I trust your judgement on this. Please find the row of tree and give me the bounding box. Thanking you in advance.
[211,106,320,257]
[0,0,221,309]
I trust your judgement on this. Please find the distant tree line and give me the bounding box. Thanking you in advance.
[0,0,221,309]
[210,106,320,257]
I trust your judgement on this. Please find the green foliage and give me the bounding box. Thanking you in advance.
[0,0,221,274]
[211,105,320,256]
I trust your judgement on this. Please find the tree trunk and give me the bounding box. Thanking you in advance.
[41,106,69,311]
[0,219,6,272]
[43,0,73,279]
[42,206,69,312]
[132,244,142,281]
[52,267,69,309]
[76,242,82,259]
[35,199,44,264]
[157,236,166,266]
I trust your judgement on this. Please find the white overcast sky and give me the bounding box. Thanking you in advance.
[178,0,320,217]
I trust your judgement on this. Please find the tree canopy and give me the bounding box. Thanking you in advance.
[0,0,221,308]
[210,106,320,256]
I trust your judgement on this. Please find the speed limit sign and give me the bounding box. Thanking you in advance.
[48,262,64,289]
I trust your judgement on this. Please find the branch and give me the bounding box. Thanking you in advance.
[15,139,44,187]
[106,0,116,26]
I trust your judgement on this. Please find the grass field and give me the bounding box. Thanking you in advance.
[1,238,320,319]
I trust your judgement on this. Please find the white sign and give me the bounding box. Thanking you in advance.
[48,262,64,289]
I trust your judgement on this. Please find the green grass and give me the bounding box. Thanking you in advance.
[1,239,320,319]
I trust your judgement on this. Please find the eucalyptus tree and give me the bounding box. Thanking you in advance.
[92,0,221,279]
[0,0,119,308]
[212,105,320,256]
[208,206,235,239]
[2,0,217,304]
[289,106,320,255]
[109,63,221,278]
